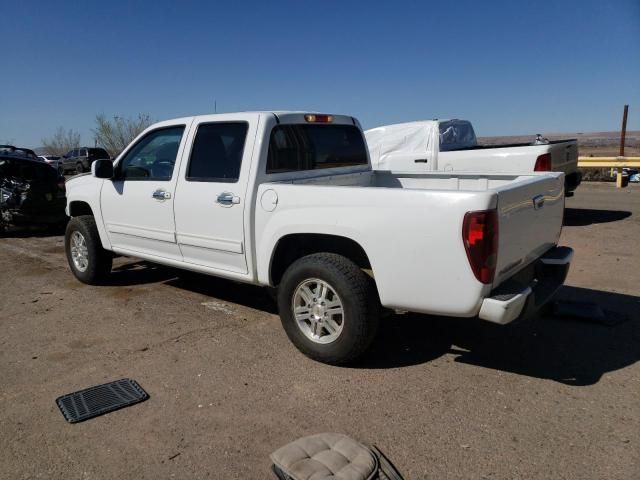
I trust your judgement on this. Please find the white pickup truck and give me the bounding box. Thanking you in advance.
[64,111,573,364]
[366,119,582,195]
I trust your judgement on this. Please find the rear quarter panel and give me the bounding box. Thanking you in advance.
[438,147,540,172]
[438,141,578,176]
[254,183,496,317]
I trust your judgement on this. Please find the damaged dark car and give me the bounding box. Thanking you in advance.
[0,146,67,232]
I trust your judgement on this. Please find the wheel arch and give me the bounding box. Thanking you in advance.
[66,198,112,251]
[268,233,373,287]
[68,200,94,217]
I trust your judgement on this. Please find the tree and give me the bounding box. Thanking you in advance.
[93,114,153,157]
[41,127,81,156]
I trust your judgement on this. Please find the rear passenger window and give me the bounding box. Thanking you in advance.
[186,122,248,182]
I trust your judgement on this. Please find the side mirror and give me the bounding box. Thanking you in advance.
[92,159,114,179]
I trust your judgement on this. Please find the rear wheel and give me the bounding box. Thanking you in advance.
[65,215,112,284]
[277,253,379,365]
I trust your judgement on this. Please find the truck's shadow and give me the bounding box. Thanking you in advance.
[357,286,639,386]
[563,208,631,226]
[105,261,638,386]
[108,261,278,312]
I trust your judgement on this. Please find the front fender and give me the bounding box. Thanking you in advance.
[65,176,112,250]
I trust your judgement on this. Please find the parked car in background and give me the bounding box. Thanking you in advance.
[365,119,582,195]
[1,149,67,232]
[0,144,39,160]
[62,147,110,174]
[64,111,572,364]
[38,155,64,174]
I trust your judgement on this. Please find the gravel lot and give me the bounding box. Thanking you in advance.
[1,182,638,480]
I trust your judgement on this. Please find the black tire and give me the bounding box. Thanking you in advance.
[65,215,112,285]
[76,162,85,173]
[277,252,379,365]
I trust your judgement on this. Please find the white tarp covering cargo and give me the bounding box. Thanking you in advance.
[365,121,438,170]
[365,119,478,170]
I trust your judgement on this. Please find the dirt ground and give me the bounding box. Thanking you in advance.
[1,182,638,480]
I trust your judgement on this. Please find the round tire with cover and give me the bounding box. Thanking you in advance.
[65,215,112,285]
[277,252,379,365]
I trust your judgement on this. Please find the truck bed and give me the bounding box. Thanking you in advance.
[258,170,565,316]
[444,138,577,152]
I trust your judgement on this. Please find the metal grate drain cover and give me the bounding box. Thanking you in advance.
[56,378,149,423]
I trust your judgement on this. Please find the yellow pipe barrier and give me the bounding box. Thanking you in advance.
[577,156,640,188]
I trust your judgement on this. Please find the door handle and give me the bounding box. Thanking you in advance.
[152,189,171,200]
[216,192,240,206]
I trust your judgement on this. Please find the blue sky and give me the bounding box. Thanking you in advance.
[2,0,639,147]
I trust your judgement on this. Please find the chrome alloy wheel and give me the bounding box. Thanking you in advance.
[70,231,89,272]
[292,278,344,344]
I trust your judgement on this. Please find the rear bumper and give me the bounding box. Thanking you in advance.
[479,246,573,325]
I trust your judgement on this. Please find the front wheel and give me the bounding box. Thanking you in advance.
[76,162,85,173]
[277,253,379,365]
[65,215,112,285]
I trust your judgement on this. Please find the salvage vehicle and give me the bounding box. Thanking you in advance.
[365,119,582,195]
[64,112,573,364]
[0,144,39,160]
[0,150,67,232]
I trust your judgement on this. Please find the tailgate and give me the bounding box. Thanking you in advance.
[549,140,578,174]
[493,173,564,286]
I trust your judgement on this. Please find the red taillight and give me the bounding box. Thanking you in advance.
[534,153,552,171]
[462,209,499,284]
[57,178,66,192]
[304,114,333,123]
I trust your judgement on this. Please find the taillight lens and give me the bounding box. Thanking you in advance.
[534,153,552,171]
[462,209,499,284]
[57,177,66,192]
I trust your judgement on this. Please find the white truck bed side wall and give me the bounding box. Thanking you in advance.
[437,146,541,172]
[254,182,496,317]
